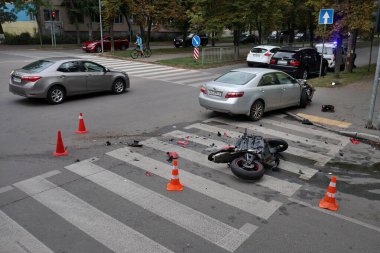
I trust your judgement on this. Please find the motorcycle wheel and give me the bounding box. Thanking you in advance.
[266,139,288,153]
[230,157,264,180]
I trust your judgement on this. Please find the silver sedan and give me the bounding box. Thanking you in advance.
[199,68,312,121]
[9,57,130,104]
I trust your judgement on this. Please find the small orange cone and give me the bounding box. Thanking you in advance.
[75,113,88,134]
[167,160,183,191]
[319,176,339,211]
[54,130,68,157]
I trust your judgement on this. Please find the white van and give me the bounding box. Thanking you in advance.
[315,43,346,70]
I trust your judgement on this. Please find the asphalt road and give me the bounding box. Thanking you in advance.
[0,47,379,253]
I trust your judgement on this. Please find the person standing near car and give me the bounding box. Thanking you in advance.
[135,33,144,56]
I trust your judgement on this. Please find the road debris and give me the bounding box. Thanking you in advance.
[217,131,222,137]
[321,105,335,113]
[145,171,152,176]
[302,119,313,125]
[167,152,179,162]
[176,140,189,147]
[105,141,111,146]
[128,140,143,147]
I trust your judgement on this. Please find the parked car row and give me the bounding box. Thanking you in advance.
[246,45,330,79]
[173,33,208,47]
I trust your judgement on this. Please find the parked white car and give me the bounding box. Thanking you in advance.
[246,45,280,67]
[315,43,346,70]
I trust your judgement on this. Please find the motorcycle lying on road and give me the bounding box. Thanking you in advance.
[208,130,288,180]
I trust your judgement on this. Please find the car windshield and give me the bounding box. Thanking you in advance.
[316,46,334,55]
[215,71,256,85]
[251,48,267,53]
[273,51,296,59]
[22,60,54,72]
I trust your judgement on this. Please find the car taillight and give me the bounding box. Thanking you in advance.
[21,76,42,82]
[289,60,301,67]
[264,52,271,57]
[225,92,244,98]
[200,86,207,94]
[270,59,277,64]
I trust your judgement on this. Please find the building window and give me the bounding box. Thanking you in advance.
[44,9,60,21]
[114,14,123,24]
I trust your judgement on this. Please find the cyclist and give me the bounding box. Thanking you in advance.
[134,33,144,56]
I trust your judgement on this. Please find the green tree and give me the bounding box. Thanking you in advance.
[62,0,86,45]
[0,1,17,36]
[103,0,123,52]
[14,0,49,46]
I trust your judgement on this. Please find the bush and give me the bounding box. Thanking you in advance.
[3,32,79,45]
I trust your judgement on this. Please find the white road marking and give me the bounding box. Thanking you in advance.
[186,122,329,168]
[205,117,340,155]
[262,117,348,144]
[0,185,14,194]
[177,75,218,84]
[14,174,173,253]
[163,72,214,81]
[127,67,175,75]
[107,147,281,220]
[142,137,302,196]
[0,210,54,253]
[138,69,189,77]
[288,198,380,233]
[66,160,257,252]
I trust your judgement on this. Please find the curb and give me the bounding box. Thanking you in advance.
[285,112,380,144]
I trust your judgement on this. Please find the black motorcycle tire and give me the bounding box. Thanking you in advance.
[230,157,265,180]
[266,139,288,153]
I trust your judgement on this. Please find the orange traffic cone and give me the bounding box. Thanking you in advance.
[75,113,88,134]
[167,160,183,191]
[319,176,339,211]
[54,130,68,157]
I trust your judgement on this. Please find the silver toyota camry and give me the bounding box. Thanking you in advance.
[9,57,130,104]
[199,68,312,121]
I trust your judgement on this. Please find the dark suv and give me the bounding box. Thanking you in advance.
[269,47,328,79]
[173,33,208,47]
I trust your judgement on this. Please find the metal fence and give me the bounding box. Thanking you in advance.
[201,46,251,64]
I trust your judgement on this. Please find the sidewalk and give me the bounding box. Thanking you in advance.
[286,78,380,142]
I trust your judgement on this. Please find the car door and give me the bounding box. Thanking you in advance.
[274,72,300,106]
[57,61,87,95]
[310,49,322,73]
[83,61,111,92]
[257,73,283,110]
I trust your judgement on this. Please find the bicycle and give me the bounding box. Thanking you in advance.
[131,46,152,59]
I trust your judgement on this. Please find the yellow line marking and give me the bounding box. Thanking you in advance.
[297,113,352,128]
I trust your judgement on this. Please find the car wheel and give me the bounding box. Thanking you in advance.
[121,45,127,50]
[301,69,308,79]
[96,46,102,53]
[47,86,65,105]
[299,89,308,108]
[112,79,126,94]
[249,100,264,121]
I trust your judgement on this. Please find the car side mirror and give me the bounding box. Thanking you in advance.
[104,68,110,72]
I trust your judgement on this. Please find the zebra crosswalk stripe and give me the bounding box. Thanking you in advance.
[142,137,302,196]
[0,210,54,253]
[14,173,173,253]
[107,147,282,220]
[65,160,257,252]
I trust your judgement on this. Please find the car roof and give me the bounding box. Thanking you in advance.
[315,43,337,48]
[278,46,314,52]
[231,68,283,75]
[253,45,279,50]
[43,57,81,63]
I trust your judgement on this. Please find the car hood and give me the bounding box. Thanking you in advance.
[82,40,93,47]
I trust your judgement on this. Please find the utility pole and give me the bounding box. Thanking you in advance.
[98,0,104,53]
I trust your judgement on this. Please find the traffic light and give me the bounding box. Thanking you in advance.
[52,10,56,21]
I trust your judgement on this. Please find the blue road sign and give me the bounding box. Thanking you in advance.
[319,9,334,25]
[192,35,200,47]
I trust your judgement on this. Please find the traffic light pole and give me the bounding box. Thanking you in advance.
[98,0,104,53]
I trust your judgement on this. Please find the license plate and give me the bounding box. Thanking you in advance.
[13,77,21,83]
[208,90,222,97]
[252,54,259,57]
[277,60,288,65]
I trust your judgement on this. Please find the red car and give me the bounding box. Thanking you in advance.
[82,36,129,53]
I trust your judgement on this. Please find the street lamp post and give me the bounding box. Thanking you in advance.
[98,0,104,53]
